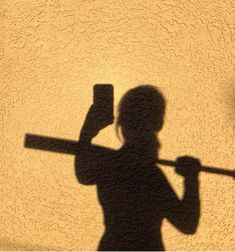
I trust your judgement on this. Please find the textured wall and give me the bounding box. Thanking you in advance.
[0,0,234,250]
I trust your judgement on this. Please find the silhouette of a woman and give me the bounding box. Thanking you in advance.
[75,85,200,251]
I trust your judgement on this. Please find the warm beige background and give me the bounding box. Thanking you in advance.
[0,0,234,250]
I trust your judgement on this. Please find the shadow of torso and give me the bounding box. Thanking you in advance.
[76,144,180,251]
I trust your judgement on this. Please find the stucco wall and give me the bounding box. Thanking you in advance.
[0,0,234,250]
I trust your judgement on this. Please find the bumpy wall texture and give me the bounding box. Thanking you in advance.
[0,0,234,250]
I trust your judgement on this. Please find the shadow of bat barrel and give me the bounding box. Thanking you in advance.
[24,133,235,179]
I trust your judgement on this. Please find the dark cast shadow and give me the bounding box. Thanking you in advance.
[24,84,235,250]
[75,85,200,251]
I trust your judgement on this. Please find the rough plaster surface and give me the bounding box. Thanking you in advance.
[0,0,234,250]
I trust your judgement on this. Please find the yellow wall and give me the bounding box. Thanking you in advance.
[0,0,234,250]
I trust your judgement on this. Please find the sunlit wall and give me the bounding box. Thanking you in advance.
[0,0,234,250]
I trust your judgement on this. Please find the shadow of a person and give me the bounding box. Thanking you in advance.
[75,85,200,251]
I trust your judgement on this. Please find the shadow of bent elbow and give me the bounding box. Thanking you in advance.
[180,219,199,234]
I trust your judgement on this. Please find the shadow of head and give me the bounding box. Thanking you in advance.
[117,85,166,144]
